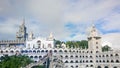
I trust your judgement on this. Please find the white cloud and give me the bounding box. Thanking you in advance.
[102,13,120,31]
[0,0,120,48]
[102,33,120,49]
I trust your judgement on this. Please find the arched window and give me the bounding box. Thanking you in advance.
[30,56,33,58]
[33,50,36,53]
[65,55,68,58]
[96,55,98,58]
[97,66,101,68]
[106,55,109,57]
[10,50,14,53]
[86,65,88,67]
[86,60,88,63]
[21,50,24,53]
[76,65,78,68]
[59,50,63,53]
[90,60,93,63]
[110,54,113,57]
[83,60,84,63]
[71,65,73,68]
[25,50,28,53]
[90,56,92,58]
[91,51,93,53]
[96,60,98,63]
[83,56,84,58]
[39,56,42,58]
[114,66,117,68]
[1,51,3,53]
[86,56,88,58]
[75,55,78,58]
[37,40,41,46]
[80,60,82,63]
[111,60,114,63]
[60,55,63,58]
[64,50,67,53]
[41,50,44,53]
[80,56,81,58]
[34,56,38,58]
[6,50,8,53]
[107,60,109,63]
[116,60,119,63]
[115,54,119,57]
[65,61,68,63]
[90,65,93,67]
[54,50,57,53]
[37,50,40,53]
[70,60,74,63]
[46,50,48,52]
[99,60,101,63]
[70,55,73,58]
[75,60,78,63]
[104,66,108,68]
[96,51,99,53]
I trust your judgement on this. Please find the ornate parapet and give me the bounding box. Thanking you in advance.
[0,40,25,45]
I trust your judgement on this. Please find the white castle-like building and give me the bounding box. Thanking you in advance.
[0,20,120,68]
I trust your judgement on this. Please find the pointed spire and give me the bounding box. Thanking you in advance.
[88,24,100,37]
[22,18,25,26]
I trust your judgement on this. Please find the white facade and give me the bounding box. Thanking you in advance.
[0,23,120,68]
[26,37,54,49]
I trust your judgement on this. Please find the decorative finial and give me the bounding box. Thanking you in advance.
[49,32,53,38]
[92,23,95,28]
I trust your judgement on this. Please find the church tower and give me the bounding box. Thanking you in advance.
[16,19,28,41]
[88,25,102,53]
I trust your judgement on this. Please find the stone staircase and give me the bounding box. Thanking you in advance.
[49,55,65,68]
[25,52,52,68]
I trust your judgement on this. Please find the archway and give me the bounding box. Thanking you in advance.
[97,66,101,68]
[105,66,108,68]
[114,66,117,68]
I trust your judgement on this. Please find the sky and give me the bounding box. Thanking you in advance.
[0,0,120,48]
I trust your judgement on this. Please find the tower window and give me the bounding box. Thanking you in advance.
[96,46,98,49]
[96,42,98,44]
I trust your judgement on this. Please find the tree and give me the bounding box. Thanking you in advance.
[80,40,88,49]
[0,55,33,68]
[65,40,88,49]
[102,45,111,52]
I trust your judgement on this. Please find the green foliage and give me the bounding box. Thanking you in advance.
[65,40,88,49]
[0,55,33,68]
[55,40,62,45]
[102,45,111,52]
